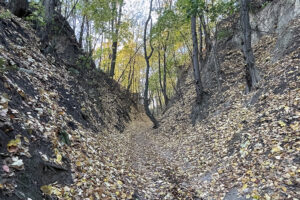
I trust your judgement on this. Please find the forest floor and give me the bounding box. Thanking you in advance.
[122,116,200,200]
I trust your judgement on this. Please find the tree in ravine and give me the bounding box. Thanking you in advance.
[177,0,205,105]
[240,0,260,92]
[143,0,159,128]
[191,11,205,105]
[109,0,124,78]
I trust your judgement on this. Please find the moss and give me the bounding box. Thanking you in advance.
[0,10,12,20]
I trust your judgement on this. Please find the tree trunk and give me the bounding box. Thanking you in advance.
[198,16,204,63]
[191,14,204,105]
[158,50,164,99]
[162,33,169,106]
[156,86,163,110]
[127,64,134,91]
[98,35,104,68]
[79,15,86,48]
[144,0,159,128]
[85,18,93,56]
[44,0,55,24]
[109,1,123,78]
[240,0,260,92]
[9,0,28,17]
[200,14,211,61]
[127,63,132,88]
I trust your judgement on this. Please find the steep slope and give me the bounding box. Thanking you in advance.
[149,1,300,199]
[0,7,136,199]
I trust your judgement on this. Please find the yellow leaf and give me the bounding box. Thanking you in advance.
[271,145,283,153]
[54,149,62,164]
[0,184,3,189]
[23,137,29,144]
[76,161,81,167]
[290,122,299,131]
[52,187,62,196]
[117,180,123,185]
[56,153,62,164]
[252,194,260,199]
[281,186,287,192]
[7,137,21,153]
[242,184,248,191]
[246,170,253,176]
[41,185,53,195]
[121,193,127,198]
[278,120,286,127]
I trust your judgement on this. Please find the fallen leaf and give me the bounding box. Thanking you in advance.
[7,137,21,153]
[10,157,24,170]
[2,165,10,173]
[242,183,248,191]
[271,145,283,153]
[41,185,53,195]
[278,120,286,127]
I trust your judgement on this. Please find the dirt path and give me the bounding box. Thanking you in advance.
[122,117,200,199]
[119,115,251,200]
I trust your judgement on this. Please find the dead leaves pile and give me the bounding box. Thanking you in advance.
[0,11,137,199]
[150,25,300,199]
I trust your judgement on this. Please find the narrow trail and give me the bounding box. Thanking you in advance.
[122,116,200,199]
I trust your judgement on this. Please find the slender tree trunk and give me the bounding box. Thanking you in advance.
[144,0,159,128]
[127,64,132,89]
[44,0,55,25]
[86,18,91,54]
[191,14,204,104]
[240,0,260,92]
[158,50,164,97]
[156,86,163,110]
[72,9,76,33]
[117,44,142,83]
[200,14,211,61]
[198,18,204,63]
[162,32,169,106]
[127,65,134,91]
[79,15,86,48]
[98,35,104,68]
[110,1,123,77]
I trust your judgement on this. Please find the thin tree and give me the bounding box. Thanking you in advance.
[240,0,260,92]
[199,14,211,61]
[109,0,123,77]
[79,15,86,48]
[162,32,169,106]
[44,0,56,25]
[191,13,204,105]
[144,0,159,128]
